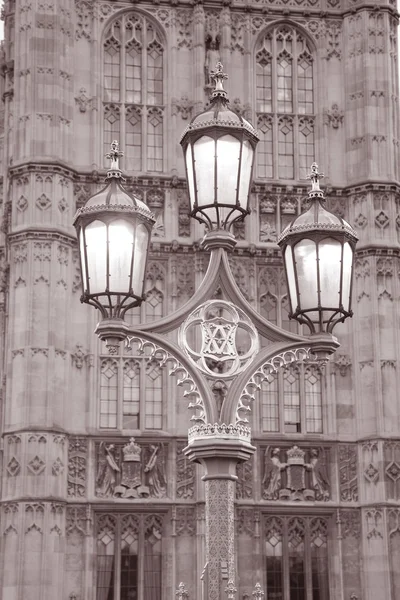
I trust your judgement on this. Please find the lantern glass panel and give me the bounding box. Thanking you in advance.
[185,144,195,211]
[238,139,254,211]
[85,220,107,294]
[216,134,241,206]
[108,219,134,293]
[79,229,88,293]
[319,237,341,309]
[294,239,318,311]
[193,136,215,207]
[284,246,298,312]
[131,223,149,296]
[342,241,353,311]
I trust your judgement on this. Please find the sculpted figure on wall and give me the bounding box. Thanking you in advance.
[263,446,330,501]
[96,439,167,499]
[204,33,221,88]
[263,448,287,500]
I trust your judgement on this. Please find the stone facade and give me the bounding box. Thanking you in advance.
[0,0,399,599]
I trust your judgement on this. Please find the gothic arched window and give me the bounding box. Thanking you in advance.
[256,25,315,181]
[96,513,163,600]
[264,515,330,600]
[103,13,165,173]
[259,363,323,434]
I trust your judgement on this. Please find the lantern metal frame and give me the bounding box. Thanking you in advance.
[278,164,358,335]
[73,142,155,322]
[180,63,259,232]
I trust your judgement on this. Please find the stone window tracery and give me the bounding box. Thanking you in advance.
[96,513,163,600]
[259,363,323,434]
[256,25,315,181]
[264,515,329,600]
[99,353,165,431]
[99,262,166,431]
[103,13,165,173]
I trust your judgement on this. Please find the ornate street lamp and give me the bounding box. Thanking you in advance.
[180,62,259,248]
[278,163,358,334]
[73,141,155,350]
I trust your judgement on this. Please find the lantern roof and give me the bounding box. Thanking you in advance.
[180,62,259,143]
[278,163,358,244]
[73,141,155,225]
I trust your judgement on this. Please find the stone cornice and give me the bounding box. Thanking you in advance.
[8,228,77,246]
[355,246,400,257]
[106,0,398,19]
[8,162,187,189]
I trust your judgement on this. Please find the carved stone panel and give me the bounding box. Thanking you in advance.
[262,446,330,501]
[95,438,168,499]
[339,509,362,600]
[384,441,400,500]
[236,457,253,500]
[68,437,87,498]
[176,441,195,500]
[175,506,195,536]
[338,445,358,501]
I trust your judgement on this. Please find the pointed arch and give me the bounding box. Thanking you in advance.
[254,21,316,181]
[102,10,167,173]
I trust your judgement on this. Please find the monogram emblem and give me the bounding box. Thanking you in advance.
[179,300,259,378]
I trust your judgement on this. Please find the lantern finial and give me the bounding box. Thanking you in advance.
[210,62,229,102]
[306,162,324,194]
[106,140,124,178]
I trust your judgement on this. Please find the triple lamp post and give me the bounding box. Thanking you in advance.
[73,63,358,600]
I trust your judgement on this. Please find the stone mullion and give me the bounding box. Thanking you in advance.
[205,478,235,599]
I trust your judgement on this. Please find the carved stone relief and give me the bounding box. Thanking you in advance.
[66,505,90,537]
[175,506,196,536]
[262,446,330,501]
[96,438,167,499]
[362,441,379,485]
[365,507,383,539]
[384,441,400,500]
[340,509,361,539]
[324,103,344,128]
[176,441,195,499]
[338,445,358,501]
[236,508,254,537]
[68,437,87,498]
[172,95,194,120]
[236,457,253,500]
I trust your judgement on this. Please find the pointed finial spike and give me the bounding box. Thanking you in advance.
[106,140,124,171]
[306,162,324,192]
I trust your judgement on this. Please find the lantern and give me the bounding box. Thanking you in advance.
[73,141,155,323]
[278,163,358,335]
[180,63,259,233]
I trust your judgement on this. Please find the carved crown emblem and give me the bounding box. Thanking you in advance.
[122,437,141,462]
[286,445,305,465]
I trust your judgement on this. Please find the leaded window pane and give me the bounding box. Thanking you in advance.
[96,514,163,600]
[96,515,116,600]
[265,517,284,600]
[255,25,315,180]
[123,359,140,429]
[103,14,164,172]
[143,516,163,600]
[264,516,330,600]
[311,518,329,600]
[288,518,306,600]
[100,359,118,429]
[305,365,322,433]
[261,371,279,432]
[283,364,300,433]
[145,359,163,430]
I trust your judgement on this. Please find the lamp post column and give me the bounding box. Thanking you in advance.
[184,432,255,600]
